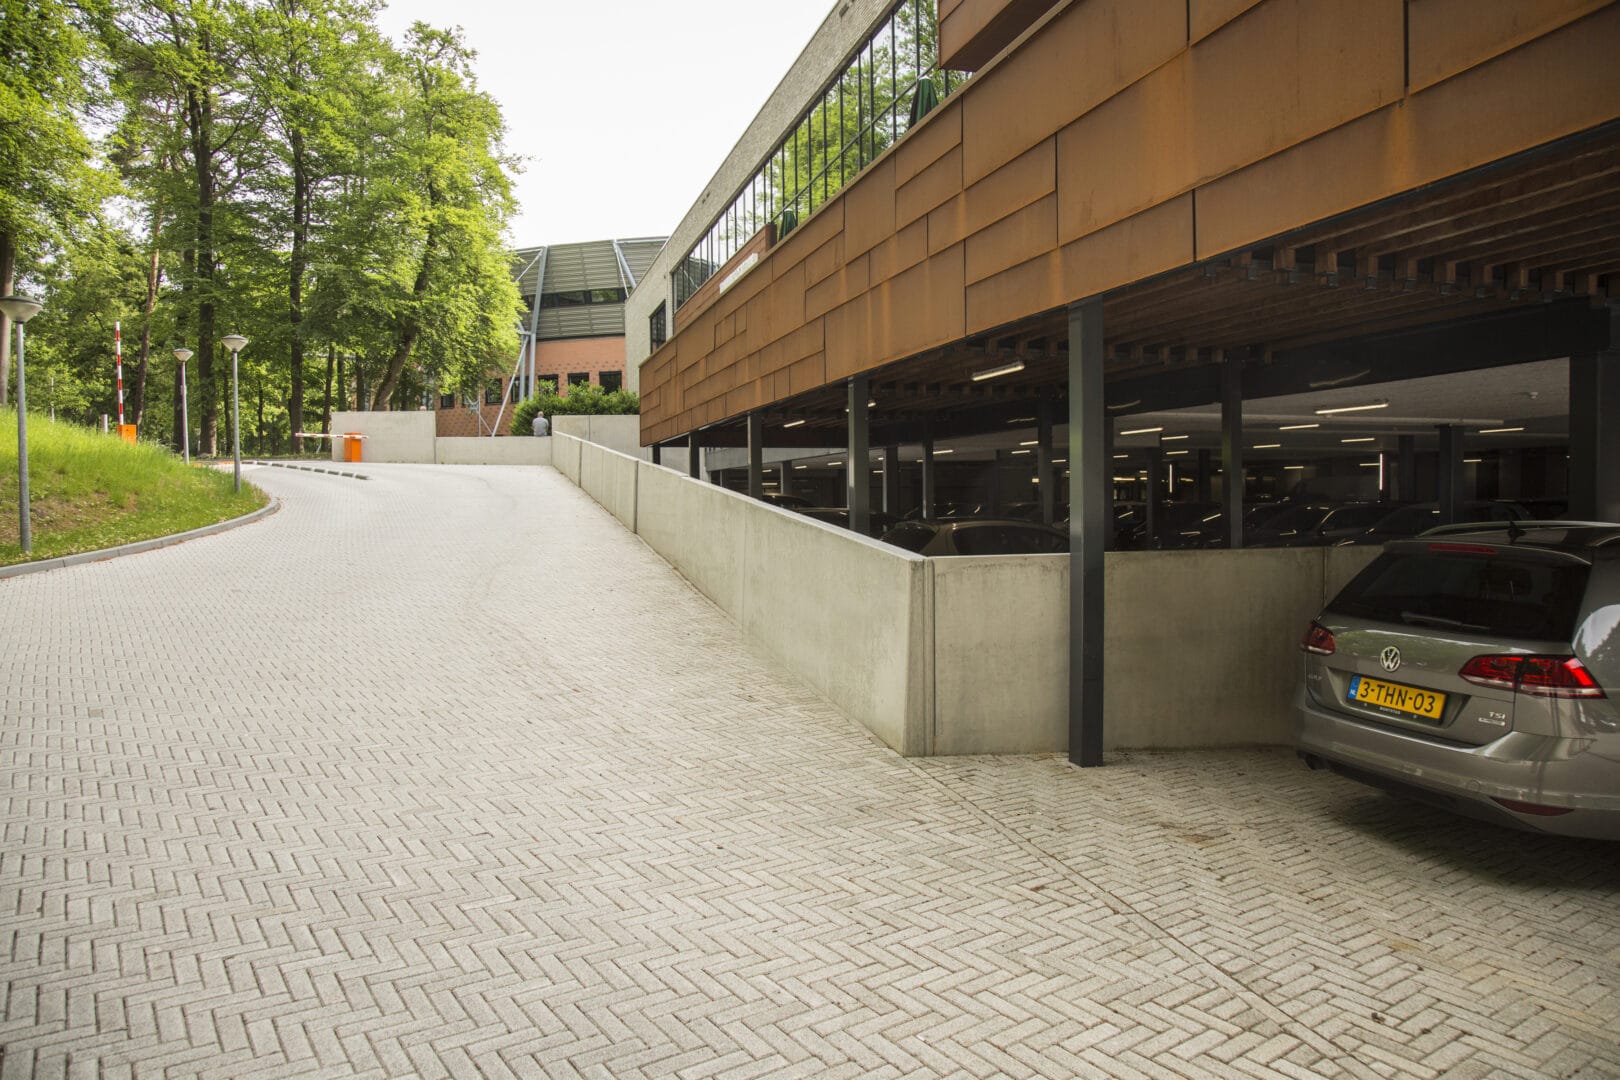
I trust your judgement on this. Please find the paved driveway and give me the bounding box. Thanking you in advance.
[2,462,1616,1079]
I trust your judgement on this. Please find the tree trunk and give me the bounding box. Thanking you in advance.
[0,232,14,407]
[287,131,307,438]
[370,202,440,409]
[256,380,265,455]
[186,82,219,454]
[322,343,334,434]
[132,238,162,427]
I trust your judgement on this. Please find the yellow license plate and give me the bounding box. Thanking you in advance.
[1349,675,1446,720]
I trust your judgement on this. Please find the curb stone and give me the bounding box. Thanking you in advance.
[0,497,281,580]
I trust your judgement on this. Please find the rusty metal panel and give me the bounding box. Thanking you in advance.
[960,0,1183,186]
[965,192,1058,284]
[895,101,963,187]
[1189,0,1263,42]
[964,250,1062,334]
[770,201,846,278]
[826,244,967,378]
[806,251,871,322]
[897,146,964,228]
[843,157,896,260]
[1195,6,1620,257]
[1059,193,1193,300]
[1408,0,1611,92]
[1056,59,1191,245]
[1190,0,1404,187]
[868,219,930,286]
[805,234,845,288]
[941,0,1065,72]
[789,353,828,395]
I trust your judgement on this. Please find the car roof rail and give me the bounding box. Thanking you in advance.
[1417,520,1620,545]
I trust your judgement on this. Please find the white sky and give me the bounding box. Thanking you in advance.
[374,0,832,247]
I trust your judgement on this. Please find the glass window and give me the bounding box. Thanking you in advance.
[485,380,502,405]
[439,393,456,410]
[568,372,589,387]
[589,288,626,304]
[650,302,667,347]
[599,371,622,391]
[1329,552,1590,640]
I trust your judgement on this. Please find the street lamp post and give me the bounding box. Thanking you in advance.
[222,334,248,492]
[172,347,193,464]
[1,295,44,554]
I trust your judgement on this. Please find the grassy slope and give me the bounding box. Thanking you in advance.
[0,409,268,566]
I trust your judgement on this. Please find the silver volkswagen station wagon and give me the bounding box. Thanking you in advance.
[1296,523,1620,841]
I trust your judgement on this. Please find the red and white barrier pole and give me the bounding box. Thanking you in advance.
[114,321,126,426]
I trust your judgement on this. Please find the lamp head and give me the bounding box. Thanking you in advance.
[0,294,43,324]
[172,347,193,364]
[221,334,248,353]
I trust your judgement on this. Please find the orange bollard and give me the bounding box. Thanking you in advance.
[344,433,363,462]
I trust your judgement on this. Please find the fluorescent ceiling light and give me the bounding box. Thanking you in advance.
[933,448,955,455]
[1252,443,1281,449]
[782,419,806,428]
[1165,449,1189,456]
[1464,457,1484,464]
[1278,423,1319,431]
[793,465,808,470]
[1478,426,1524,434]
[1160,434,1189,441]
[1340,436,1375,443]
[1112,453,1128,459]
[1011,449,1032,455]
[1119,426,1163,436]
[1315,401,1388,415]
[828,460,843,466]
[1359,462,1381,467]
[1284,465,1306,470]
[1053,458,1067,464]
[971,360,1025,381]
[1019,440,1039,446]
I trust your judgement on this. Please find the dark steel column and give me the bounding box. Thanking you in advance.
[1220,359,1244,549]
[1570,329,1620,521]
[687,429,700,479]
[1037,399,1055,524]
[1397,434,1416,501]
[1196,448,1212,503]
[882,443,901,514]
[847,375,870,535]
[1068,298,1105,768]
[747,411,764,498]
[651,442,661,466]
[778,461,792,498]
[920,433,936,518]
[1436,424,1462,524]
[1144,448,1163,548]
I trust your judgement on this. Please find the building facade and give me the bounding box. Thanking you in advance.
[435,236,665,436]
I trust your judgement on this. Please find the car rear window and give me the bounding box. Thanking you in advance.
[1328,550,1590,640]
[954,525,1067,556]
[882,522,935,553]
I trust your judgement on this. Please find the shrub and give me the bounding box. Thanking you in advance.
[511,379,639,434]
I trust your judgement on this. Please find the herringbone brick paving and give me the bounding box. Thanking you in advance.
[1,462,1615,1079]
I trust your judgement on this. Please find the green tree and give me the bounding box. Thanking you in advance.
[0,0,113,405]
[366,24,521,409]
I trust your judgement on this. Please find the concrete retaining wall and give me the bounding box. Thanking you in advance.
[328,411,435,463]
[552,432,1395,756]
[551,415,649,460]
[435,437,552,466]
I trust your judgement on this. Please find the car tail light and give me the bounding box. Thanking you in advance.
[1458,655,1606,699]
[1301,622,1336,655]
[1490,797,1575,817]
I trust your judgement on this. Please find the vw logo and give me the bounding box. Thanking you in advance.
[1380,646,1402,673]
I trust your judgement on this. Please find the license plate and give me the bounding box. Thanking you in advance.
[1347,675,1446,721]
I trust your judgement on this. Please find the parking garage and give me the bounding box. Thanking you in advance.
[629,0,1620,763]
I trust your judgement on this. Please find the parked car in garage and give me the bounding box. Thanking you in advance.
[1248,501,1396,547]
[795,506,898,538]
[760,492,812,509]
[880,519,1069,556]
[1295,521,1620,840]
[1337,500,1530,545]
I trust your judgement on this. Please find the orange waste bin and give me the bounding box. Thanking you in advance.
[344,433,363,462]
